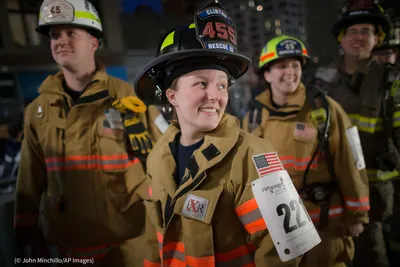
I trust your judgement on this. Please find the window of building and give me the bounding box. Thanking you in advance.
[7,0,103,48]
[264,20,271,30]
[7,0,42,47]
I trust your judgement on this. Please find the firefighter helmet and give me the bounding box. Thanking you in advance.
[258,35,310,72]
[373,20,400,52]
[134,1,251,105]
[332,0,390,45]
[36,0,102,37]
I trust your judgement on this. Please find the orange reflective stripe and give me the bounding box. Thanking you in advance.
[186,255,215,267]
[216,243,256,267]
[235,198,258,217]
[235,199,267,234]
[162,241,186,266]
[260,52,276,62]
[45,154,139,172]
[164,258,186,267]
[161,241,256,267]
[14,213,38,227]
[344,197,370,211]
[302,49,308,55]
[280,155,318,171]
[244,218,267,234]
[157,232,163,243]
[308,205,343,222]
[143,259,161,267]
[164,242,185,253]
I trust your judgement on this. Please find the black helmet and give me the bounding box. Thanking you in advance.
[332,0,390,45]
[134,0,251,105]
[373,19,400,52]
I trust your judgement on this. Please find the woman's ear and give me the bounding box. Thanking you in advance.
[263,70,271,83]
[166,88,176,106]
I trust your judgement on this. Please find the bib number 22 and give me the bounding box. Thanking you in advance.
[276,198,311,234]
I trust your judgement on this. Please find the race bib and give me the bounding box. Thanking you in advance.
[251,170,321,262]
[346,126,366,170]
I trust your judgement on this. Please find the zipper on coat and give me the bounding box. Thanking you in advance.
[164,172,206,228]
[58,97,70,212]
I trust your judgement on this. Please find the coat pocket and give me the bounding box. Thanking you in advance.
[96,118,144,213]
[97,118,129,172]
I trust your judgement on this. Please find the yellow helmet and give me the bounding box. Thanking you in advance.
[258,35,309,71]
[36,0,102,38]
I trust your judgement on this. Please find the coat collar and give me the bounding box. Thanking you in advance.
[148,114,240,198]
[254,83,307,120]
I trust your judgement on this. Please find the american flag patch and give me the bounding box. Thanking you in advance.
[294,122,316,142]
[252,152,284,177]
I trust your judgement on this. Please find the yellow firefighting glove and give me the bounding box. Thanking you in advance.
[112,96,147,114]
[112,96,154,160]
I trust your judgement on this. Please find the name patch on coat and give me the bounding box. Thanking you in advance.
[293,122,316,142]
[182,194,209,221]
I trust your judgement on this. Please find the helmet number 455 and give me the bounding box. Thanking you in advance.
[202,22,236,46]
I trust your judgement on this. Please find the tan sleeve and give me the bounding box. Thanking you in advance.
[231,137,302,267]
[14,103,47,243]
[328,97,369,224]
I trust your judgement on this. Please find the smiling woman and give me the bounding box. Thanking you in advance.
[134,1,312,267]
[165,69,229,145]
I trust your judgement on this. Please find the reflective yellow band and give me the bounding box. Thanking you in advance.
[39,10,100,22]
[367,169,399,182]
[74,11,100,22]
[393,111,400,128]
[348,114,382,133]
[189,23,195,29]
[160,31,175,52]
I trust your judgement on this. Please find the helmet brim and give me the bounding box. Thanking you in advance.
[257,55,310,75]
[332,14,390,38]
[35,23,103,38]
[134,49,251,105]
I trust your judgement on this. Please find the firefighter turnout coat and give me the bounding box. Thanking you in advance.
[14,67,160,261]
[143,114,302,267]
[316,58,400,183]
[242,83,369,266]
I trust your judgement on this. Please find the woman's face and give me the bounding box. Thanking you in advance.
[166,69,229,135]
[264,58,302,95]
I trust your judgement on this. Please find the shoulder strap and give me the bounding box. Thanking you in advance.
[301,82,335,192]
[382,63,398,139]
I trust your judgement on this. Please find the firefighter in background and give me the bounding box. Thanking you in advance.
[242,34,369,267]
[372,17,400,266]
[14,0,161,265]
[314,1,399,266]
[372,20,400,65]
[134,1,315,266]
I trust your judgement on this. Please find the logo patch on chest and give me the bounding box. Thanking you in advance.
[293,122,317,142]
[182,194,209,221]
